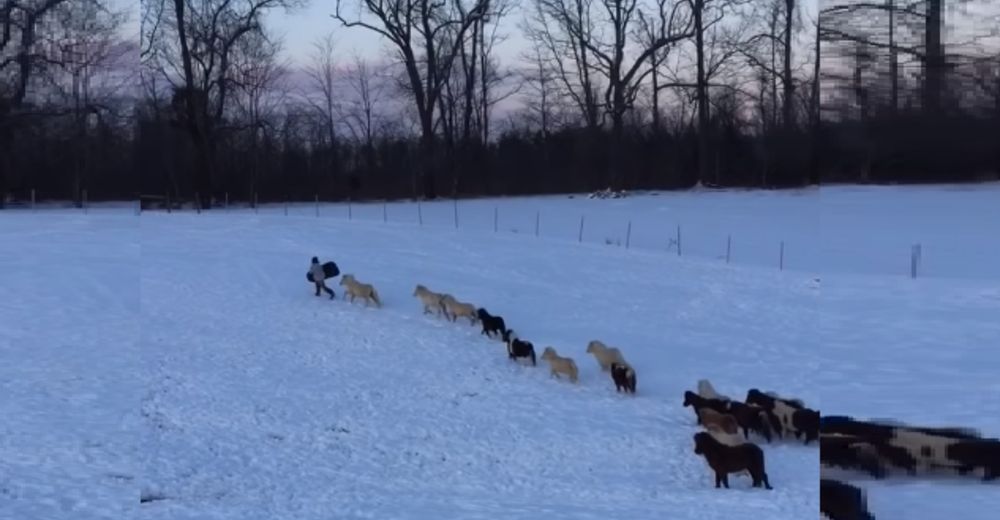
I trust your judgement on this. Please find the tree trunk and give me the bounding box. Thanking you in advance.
[419,114,437,200]
[173,0,213,210]
[810,10,822,185]
[924,0,942,115]
[463,19,478,145]
[782,0,795,131]
[888,0,897,114]
[575,0,599,131]
[611,110,625,191]
[651,52,661,134]
[694,0,710,185]
[770,9,779,130]
[479,22,490,144]
[0,120,8,209]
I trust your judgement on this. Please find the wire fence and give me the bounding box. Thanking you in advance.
[2,190,956,280]
[124,192,942,279]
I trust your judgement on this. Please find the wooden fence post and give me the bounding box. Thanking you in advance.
[535,211,540,237]
[779,241,785,270]
[625,221,632,249]
[676,225,682,256]
[726,235,731,263]
[578,215,585,243]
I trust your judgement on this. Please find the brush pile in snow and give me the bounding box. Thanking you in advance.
[587,188,630,199]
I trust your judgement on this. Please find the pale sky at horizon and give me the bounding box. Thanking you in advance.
[118,1,997,70]
[269,0,822,70]
[267,0,527,68]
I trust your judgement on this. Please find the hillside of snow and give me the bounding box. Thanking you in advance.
[227,183,1000,280]
[133,213,822,519]
[1,184,997,519]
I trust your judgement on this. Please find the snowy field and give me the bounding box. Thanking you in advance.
[210,183,1000,280]
[1,184,997,519]
[0,214,139,518]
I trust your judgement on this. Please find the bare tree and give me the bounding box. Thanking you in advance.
[50,0,133,206]
[342,55,387,177]
[334,0,488,199]
[158,0,297,209]
[232,31,286,201]
[1,0,79,107]
[521,44,559,137]
[638,0,684,133]
[529,0,694,188]
[303,33,338,155]
[523,0,603,130]
[670,0,751,184]
[1,0,77,206]
[818,0,957,116]
[464,0,515,144]
[300,32,344,198]
[741,0,799,131]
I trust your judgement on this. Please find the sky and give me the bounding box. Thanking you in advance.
[116,0,140,40]
[267,1,529,67]
[270,0,822,69]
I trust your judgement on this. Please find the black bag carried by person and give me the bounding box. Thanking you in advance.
[306,261,340,282]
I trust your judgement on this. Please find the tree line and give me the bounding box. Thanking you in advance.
[1,0,998,208]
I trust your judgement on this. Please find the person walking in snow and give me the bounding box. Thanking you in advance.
[310,256,335,299]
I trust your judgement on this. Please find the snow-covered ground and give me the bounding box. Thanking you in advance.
[1,184,997,519]
[220,183,1000,280]
[0,213,139,519]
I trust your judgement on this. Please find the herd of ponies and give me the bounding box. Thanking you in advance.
[325,271,999,519]
[819,414,1000,520]
[324,274,823,495]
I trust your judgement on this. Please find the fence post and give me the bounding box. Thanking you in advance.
[578,215,585,243]
[348,200,353,220]
[453,198,459,229]
[284,197,288,217]
[779,241,785,270]
[726,234,732,264]
[493,206,498,232]
[535,211,540,237]
[136,198,141,216]
[417,200,423,226]
[625,221,632,249]
[31,188,35,211]
[82,189,88,214]
[910,244,922,279]
[676,225,682,256]
[195,192,201,214]
[383,202,388,223]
